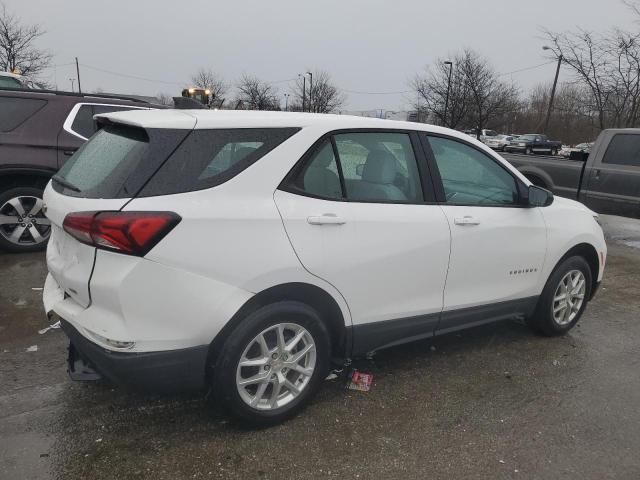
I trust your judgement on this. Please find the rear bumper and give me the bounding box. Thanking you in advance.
[60,319,209,392]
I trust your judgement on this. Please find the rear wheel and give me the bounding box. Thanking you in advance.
[0,187,51,253]
[527,256,592,336]
[212,301,331,425]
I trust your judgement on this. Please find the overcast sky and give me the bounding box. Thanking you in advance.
[6,0,638,111]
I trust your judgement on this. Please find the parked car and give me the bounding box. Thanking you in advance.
[505,129,640,218]
[0,71,43,89]
[484,134,516,151]
[560,142,593,158]
[42,110,606,425]
[0,89,163,252]
[504,134,563,156]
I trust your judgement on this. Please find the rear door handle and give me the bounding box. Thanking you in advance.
[63,150,76,156]
[307,214,346,225]
[454,216,480,226]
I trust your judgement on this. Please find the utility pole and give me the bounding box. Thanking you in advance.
[542,47,562,135]
[306,71,313,113]
[299,74,306,112]
[75,57,82,94]
[443,61,453,128]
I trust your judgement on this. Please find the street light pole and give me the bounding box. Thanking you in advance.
[299,74,306,112]
[543,47,562,135]
[69,78,76,93]
[284,93,290,111]
[443,61,453,128]
[306,71,313,113]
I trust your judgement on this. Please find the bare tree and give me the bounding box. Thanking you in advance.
[155,92,174,106]
[235,74,280,110]
[190,68,227,102]
[411,54,470,128]
[290,70,345,113]
[0,2,51,78]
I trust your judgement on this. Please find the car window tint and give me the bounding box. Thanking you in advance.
[139,128,299,196]
[0,97,47,132]
[428,136,518,205]
[602,134,640,167]
[334,132,423,203]
[70,105,96,138]
[285,140,343,199]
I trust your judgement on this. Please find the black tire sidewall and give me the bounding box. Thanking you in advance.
[533,256,593,336]
[213,301,331,426]
[0,186,48,253]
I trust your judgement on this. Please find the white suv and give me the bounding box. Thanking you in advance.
[42,110,606,424]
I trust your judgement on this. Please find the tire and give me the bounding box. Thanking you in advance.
[551,148,558,156]
[0,186,50,253]
[212,301,331,426]
[527,256,592,336]
[525,147,533,155]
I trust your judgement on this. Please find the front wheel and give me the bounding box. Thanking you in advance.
[527,256,592,336]
[212,301,331,426]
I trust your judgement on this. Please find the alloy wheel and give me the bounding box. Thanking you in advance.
[0,196,51,247]
[236,323,316,411]
[552,269,586,326]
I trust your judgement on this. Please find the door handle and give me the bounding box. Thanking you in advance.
[307,214,346,225]
[454,216,480,226]
[592,169,601,180]
[63,150,76,156]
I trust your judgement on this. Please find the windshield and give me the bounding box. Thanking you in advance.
[0,76,23,88]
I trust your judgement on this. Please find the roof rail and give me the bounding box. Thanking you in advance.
[0,86,155,104]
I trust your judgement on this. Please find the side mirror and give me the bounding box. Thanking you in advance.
[355,163,365,177]
[528,185,554,207]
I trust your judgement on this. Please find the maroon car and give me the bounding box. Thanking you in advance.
[0,89,163,252]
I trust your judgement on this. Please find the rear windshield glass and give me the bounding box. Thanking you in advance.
[52,124,189,198]
[138,128,300,197]
[0,97,47,132]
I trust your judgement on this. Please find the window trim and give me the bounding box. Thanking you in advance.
[0,96,48,132]
[63,102,150,141]
[279,128,438,205]
[420,132,529,208]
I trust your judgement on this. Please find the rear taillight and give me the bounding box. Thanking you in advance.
[63,211,181,256]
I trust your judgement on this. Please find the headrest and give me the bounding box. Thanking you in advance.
[362,150,396,184]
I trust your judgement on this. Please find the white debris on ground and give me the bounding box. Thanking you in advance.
[38,321,61,335]
[325,373,339,380]
[25,345,38,352]
[31,287,43,291]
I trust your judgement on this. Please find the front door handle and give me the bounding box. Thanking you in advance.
[454,216,480,226]
[63,150,76,156]
[307,214,346,226]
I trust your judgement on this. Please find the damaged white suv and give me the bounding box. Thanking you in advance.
[43,110,606,424]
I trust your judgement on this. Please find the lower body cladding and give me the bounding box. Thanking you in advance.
[61,318,209,391]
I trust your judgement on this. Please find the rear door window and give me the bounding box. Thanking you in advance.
[602,134,640,167]
[139,128,299,196]
[0,97,47,132]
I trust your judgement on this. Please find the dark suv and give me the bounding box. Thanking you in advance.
[0,89,162,252]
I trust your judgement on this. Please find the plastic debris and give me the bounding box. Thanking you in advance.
[38,320,61,335]
[499,460,505,464]
[31,287,43,291]
[429,345,437,352]
[347,370,374,392]
[325,373,339,380]
[25,345,38,352]
[552,359,560,366]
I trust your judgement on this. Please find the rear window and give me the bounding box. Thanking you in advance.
[0,76,23,88]
[52,124,189,198]
[138,128,299,197]
[602,134,640,167]
[0,97,47,132]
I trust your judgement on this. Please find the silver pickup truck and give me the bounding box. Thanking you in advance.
[505,129,640,219]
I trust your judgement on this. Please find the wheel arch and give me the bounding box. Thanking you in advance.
[555,242,600,300]
[517,166,554,190]
[206,282,349,380]
[0,168,54,192]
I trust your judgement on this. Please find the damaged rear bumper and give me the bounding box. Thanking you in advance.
[60,319,209,392]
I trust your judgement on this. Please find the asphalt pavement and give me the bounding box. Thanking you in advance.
[1,215,639,480]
